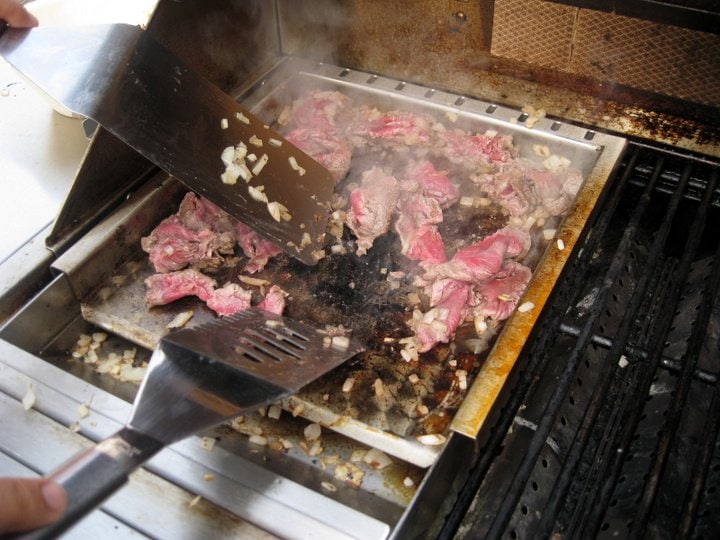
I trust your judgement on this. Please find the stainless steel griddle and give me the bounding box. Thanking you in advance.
[60,58,626,468]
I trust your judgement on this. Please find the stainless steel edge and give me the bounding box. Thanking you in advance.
[0,338,391,540]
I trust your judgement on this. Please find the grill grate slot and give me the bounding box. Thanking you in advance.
[448,143,720,539]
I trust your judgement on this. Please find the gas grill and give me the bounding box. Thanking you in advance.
[1,1,718,538]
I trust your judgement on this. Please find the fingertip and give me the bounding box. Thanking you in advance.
[41,481,68,514]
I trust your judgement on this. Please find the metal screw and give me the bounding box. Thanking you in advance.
[454,11,468,23]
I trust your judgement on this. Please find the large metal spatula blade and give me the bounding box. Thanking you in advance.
[19,308,363,540]
[0,23,335,265]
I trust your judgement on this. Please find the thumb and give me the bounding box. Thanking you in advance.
[0,477,68,534]
[1,1,39,28]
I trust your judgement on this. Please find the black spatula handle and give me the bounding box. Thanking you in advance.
[14,427,163,540]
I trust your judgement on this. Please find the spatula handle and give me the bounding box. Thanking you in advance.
[14,427,163,540]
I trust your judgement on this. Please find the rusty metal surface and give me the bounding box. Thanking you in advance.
[73,59,624,467]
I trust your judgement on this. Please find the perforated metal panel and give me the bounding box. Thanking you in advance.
[492,0,720,108]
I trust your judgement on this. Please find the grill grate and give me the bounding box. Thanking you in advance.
[445,142,720,539]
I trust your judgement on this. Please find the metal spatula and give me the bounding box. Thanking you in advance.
[19,308,363,540]
[0,23,335,265]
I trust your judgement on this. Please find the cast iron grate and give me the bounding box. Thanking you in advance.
[445,142,720,539]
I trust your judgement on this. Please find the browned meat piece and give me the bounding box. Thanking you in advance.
[145,268,217,307]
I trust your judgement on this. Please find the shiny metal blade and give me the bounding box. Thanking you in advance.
[128,308,363,444]
[0,24,334,265]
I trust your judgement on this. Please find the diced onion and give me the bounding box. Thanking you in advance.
[235,111,250,124]
[251,153,269,176]
[304,423,322,441]
[249,135,263,147]
[22,384,36,411]
[416,433,447,446]
[220,118,229,130]
[518,301,535,313]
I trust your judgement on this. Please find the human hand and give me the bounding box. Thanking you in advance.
[0,477,67,534]
[0,0,38,28]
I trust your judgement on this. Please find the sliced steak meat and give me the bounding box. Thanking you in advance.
[472,165,536,217]
[285,127,352,183]
[278,90,351,131]
[141,216,235,274]
[469,260,532,321]
[527,167,584,216]
[348,107,435,148]
[404,160,459,206]
[206,283,253,316]
[257,285,288,315]
[177,192,235,233]
[438,130,517,171]
[409,279,471,352]
[421,226,530,283]
[346,167,400,255]
[145,268,217,307]
[235,222,283,274]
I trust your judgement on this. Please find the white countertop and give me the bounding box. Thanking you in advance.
[0,0,155,263]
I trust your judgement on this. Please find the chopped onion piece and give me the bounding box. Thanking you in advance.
[78,403,90,419]
[220,118,229,130]
[288,156,306,176]
[199,437,216,452]
[267,201,292,222]
[363,448,393,470]
[203,473,215,481]
[249,135,263,147]
[543,228,557,241]
[267,404,282,420]
[22,384,36,410]
[238,275,270,287]
[618,355,629,368]
[403,476,415,488]
[304,423,322,441]
[557,238,566,250]
[248,185,268,203]
[188,495,202,508]
[416,433,447,446]
[268,138,282,147]
[342,377,355,392]
[248,435,268,446]
[331,335,350,350]
[321,481,337,492]
[235,111,250,124]
[518,301,535,313]
[251,154,269,176]
[167,310,194,329]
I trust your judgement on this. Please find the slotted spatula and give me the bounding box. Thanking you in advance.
[19,308,363,540]
[0,23,335,265]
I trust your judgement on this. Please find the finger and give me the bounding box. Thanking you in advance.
[0,477,67,533]
[1,0,39,28]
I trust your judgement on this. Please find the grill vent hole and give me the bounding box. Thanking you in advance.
[551,121,562,131]
[424,89,436,98]
[486,105,497,114]
[339,68,350,77]
[366,75,379,84]
[455,96,466,106]
[395,82,406,91]
[584,130,596,140]
[518,113,529,123]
